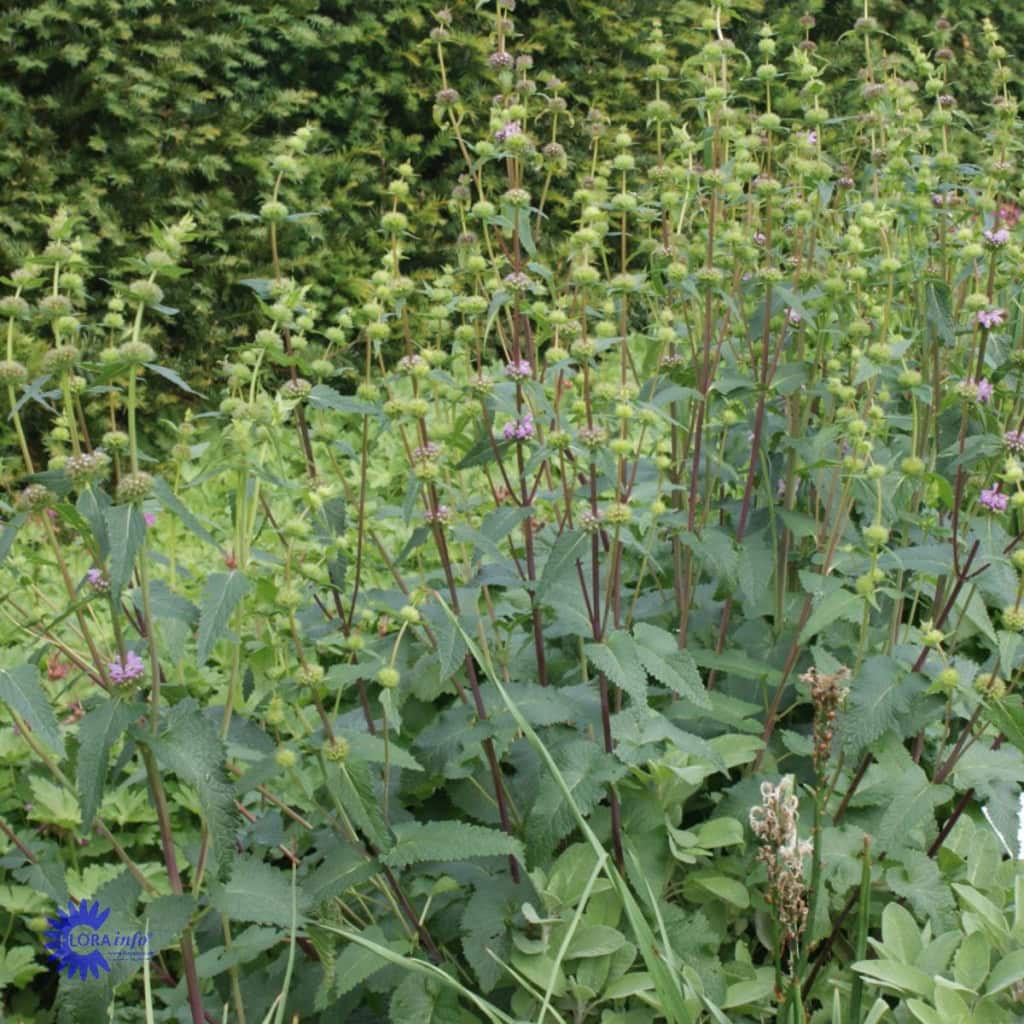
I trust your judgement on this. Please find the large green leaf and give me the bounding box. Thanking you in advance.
[209,855,310,928]
[104,503,146,601]
[0,664,64,759]
[142,700,238,881]
[196,570,250,665]
[380,820,524,869]
[585,631,647,706]
[76,699,136,825]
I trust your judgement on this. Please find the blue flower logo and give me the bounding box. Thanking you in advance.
[44,900,112,980]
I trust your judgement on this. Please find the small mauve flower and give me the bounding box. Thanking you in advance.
[412,442,441,462]
[144,511,156,527]
[108,650,146,685]
[977,308,1006,329]
[504,358,532,380]
[488,50,514,68]
[984,227,1011,246]
[977,378,994,403]
[980,484,1009,512]
[425,504,452,525]
[786,308,802,326]
[494,121,522,142]
[501,412,534,441]
[806,131,818,145]
[753,232,767,246]
[932,191,955,207]
[1004,430,1024,453]
[998,203,1021,227]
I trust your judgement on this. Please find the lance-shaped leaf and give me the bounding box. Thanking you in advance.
[585,630,647,707]
[209,855,310,927]
[380,820,524,870]
[141,700,238,881]
[76,699,136,825]
[104,503,146,601]
[196,570,250,665]
[0,664,64,759]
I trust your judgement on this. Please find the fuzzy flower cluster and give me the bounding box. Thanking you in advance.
[984,226,1011,246]
[494,121,522,142]
[504,358,532,380]
[959,377,993,403]
[412,442,441,463]
[749,776,812,943]
[108,650,145,684]
[424,504,452,525]
[977,308,1006,330]
[502,412,534,441]
[86,568,109,592]
[1004,430,1024,453]
[980,483,1009,512]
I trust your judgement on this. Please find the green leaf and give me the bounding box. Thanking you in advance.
[985,949,1024,996]
[424,601,467,681]
[631,623,709,707]
[586,631,647,707]
[326,758,392,852]
[852,959,934,998]
[925,280,954,346]
[76,488,110,558]
[0,664,64,758]
[334,924,407,997]
[0,513,26,565]
[535,529,586,603]
[798,588,861,644]
[151,475,219,548]
[209,855,310,927]
[145,700,238,881]
[565,924,625,959]
[143,362,205,397]
[687,873,749,909]
[104,503,146,601]
[839,655,916,755]
[308,383,378,416]
[380,821,523,870]
[76,700,136,825]
[196,570,250,665]
[876,764,952,852]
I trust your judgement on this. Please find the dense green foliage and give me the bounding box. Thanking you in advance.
[2,1,1024,1022]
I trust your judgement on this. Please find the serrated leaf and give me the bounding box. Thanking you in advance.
[104,503,146,601]
[151,476,218,548]
[586,631,647,707]
[76,700,136,825]
[840,655,916,755]
[876,764,952,852]
[424,601,467,680]
[196,570,250,665]
[76,488,110,558]
[334,925,408,998]
[0,664,64,758]
[324,758,391,851]
[143,362,205,397]
[535,529,586,603]
[380,820,523,870]
[632,623,709,707]
[209,855,310,927]
[145,700,238,881]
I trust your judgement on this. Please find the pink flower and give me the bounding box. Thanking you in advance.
[960,377,994,403]
[753,232,767,247]
[108,650,146,684]
[1004,429,1024,453]
[144,512,156,527]
[501,413,534,441]
[785,308,802,326]
[504,358,532,380]
[976,378,994,403]
[806,131,818,145]
[494,121,522,142]
[980,484,1008,512]
[977,308,1006,329]
[984,227,1011,246]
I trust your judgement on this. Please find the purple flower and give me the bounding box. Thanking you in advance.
[412,442,440,462]
[144,512,156,527]
[785,308,802,326]
[806,131,818,145]
[488,50,514,68]
[976,378,994,403]
[1004,430,1024,453]
[494,121,522,142]
[108,650,145,684]
[977,308,1006,330]
[980,484,1009,512]
[87,568,104,586]
[424,504,451,525]
[984,227,1011,246]
[504,358,532,380]
[502,413,534,441]
[753,232,767,247]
